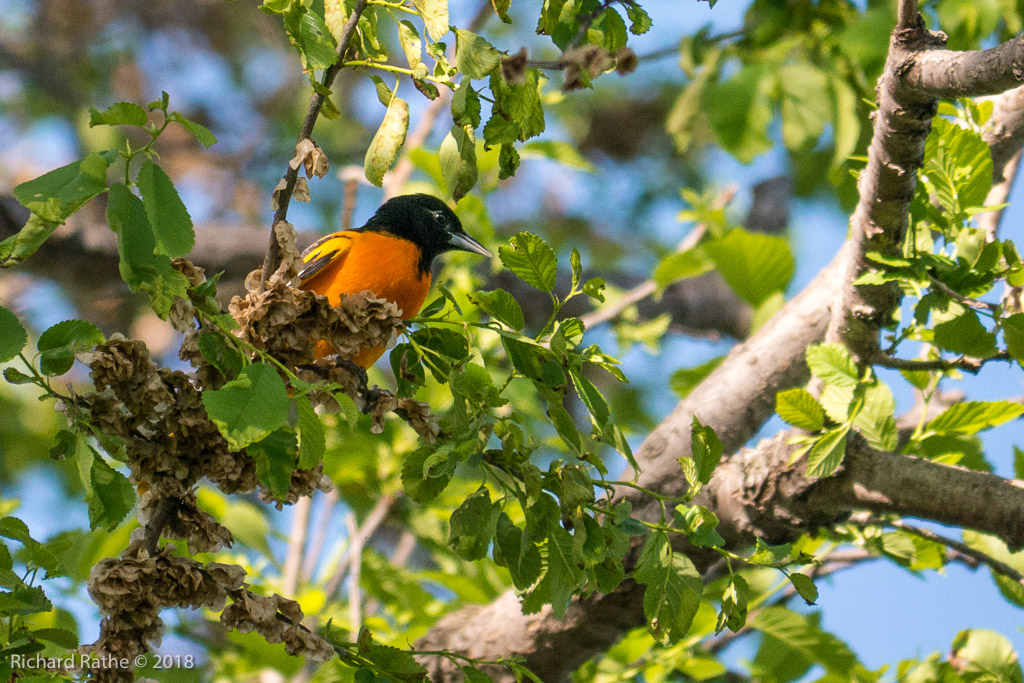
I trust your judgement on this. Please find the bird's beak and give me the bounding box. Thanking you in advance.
[447,231,493,258]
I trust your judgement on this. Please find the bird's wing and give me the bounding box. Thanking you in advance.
[298,231,355,284]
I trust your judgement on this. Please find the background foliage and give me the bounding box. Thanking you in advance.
[1,0,1024,681]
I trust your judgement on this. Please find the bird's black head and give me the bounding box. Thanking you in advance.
[364,194,492,274]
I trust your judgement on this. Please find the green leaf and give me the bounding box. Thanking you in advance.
[626,4,652,34]
[704,228,794,306]
[548,403,583,455]
[493,512,541,590]
[364,96,410,186]
[401,446,455,503]
[202,363,290,450]
[462,666,494,683]
[136,160,195,258]
[169,112,218,147]
[295,395,325,469]
[197,331,244,380]
[653,248,714,288]
[30,628,79,649]
[717,573,750,633]
[934,310,998,357]
[451,81,481,128]
[454,28,501,79]
[396,19,422,69]
[295,8,339,70]
[634,531,703,644]
[1015,446,1024,480]
[853,382,898,451]
[570,368,609,427]
[364,643,428,678]
[439,124,478,201]
[248,428,298,499]
[788,573,818,605]
[448,488,499,561]
[1003,313,1024,363]
[0,214,60,267]
[412,0,449,41]
[583,277,605,302]
[471,288,524,330]
[545,524,583,619]
[926,401,1024,435]
[751,606,859,675]
[89,102,148,127]
[704,65,772,163]
[37,319,105,376]
[520,141,596,172]
[499,232,558,292]
[962,531,1024,608]
[690,417,722,484]
[951,630,1023,683]
[3,367,32,385]
[106,183,190,317]
[669,357,723,399]
[13,153,109,222]
[777,64,831,151]
[805,426,849,477]
[805,343,860,387]
[87,457,135,531]
[489,69,545,142]
[776,388,825,431]
[0,305,27,363]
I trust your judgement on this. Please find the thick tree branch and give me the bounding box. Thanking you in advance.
[416,17,1024,683]
[260,0,369,285]
[906,34,1024,98]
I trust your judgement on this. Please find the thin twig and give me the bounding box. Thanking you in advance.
[323,494,399,597]
[282,496,312,596]
[872,350,1011,373]
[345,512,362,634]
[578,185,736,331]
[260,0,369,286]
[897,0,919,30]
[881,518,1024,586]
[928,275,999,312]
[302,487,339,583]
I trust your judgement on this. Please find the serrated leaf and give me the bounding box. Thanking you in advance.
[548,403,583,455]
[439,124,478,200]
[926,401,1024,435]
[106,183,190,317]
[364,96,410,186]
[396,19,422,69]
[669,357,723,399]
[751,606,859,675]
[934,310,998,358]
[471,288,524,330]
[87,457,135,531]
[853,382,898,451]
[248,428,298,499]
[451,81,481,128]
[788,573,818,605]
[169,112,218,147]
[13,153,109,223]
[570,368,609,427]
[634,531,703,643]
[448,488,499,561]
[805,343,860,387]
[704,228,794,306]
[37,319,105,376]
[805,426,848,477]
[89,102,148,127]
[136,160,195,258]
[202,363,290,450]
[776,388,825,431]
[401,446,454,503]
[691,417,722,484]
[653,247,714,288]
[499,232,557,292]
[0,305,27,363]
[295,395,325,469]
[454,28,501,79]
[412,0,449,40]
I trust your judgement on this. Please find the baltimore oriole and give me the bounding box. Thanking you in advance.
[298,193,492,367]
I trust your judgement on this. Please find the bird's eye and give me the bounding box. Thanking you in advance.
[432,210,449,227]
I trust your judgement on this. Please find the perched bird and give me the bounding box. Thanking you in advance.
[298,193,492,368]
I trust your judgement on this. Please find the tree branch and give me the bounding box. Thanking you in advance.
[906,34,1024,98]
[260,0,369,286]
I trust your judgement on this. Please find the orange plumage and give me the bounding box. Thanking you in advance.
[297,194,491,369]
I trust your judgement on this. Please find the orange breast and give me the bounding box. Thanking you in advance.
[302,232,431,367]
